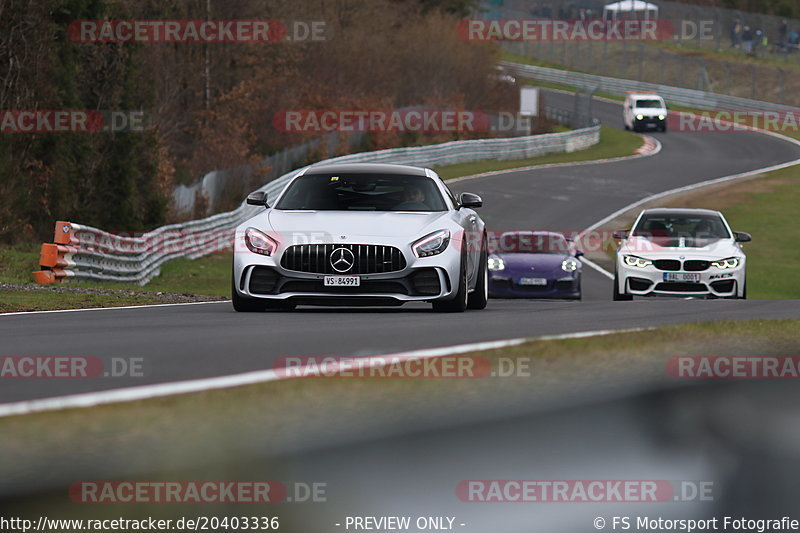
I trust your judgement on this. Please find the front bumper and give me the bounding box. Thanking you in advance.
[489,272,580,298]
[616,260,745,298]
[233,241,462,305]
[634,117,665,129]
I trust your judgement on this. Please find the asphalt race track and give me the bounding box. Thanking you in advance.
[3,92,800,405]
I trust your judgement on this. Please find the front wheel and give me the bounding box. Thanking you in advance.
[612,272,632,301]
[433,257,468,313]
[467,249,488,310]
[231,279,266,312]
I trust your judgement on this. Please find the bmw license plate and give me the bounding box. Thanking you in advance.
[519,277,547,286]
[324,276,360,287]
[663,273,700,282]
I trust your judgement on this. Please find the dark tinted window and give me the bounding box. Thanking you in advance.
[633,214,730,240]
[275,174,446,211]
[635,99,663,108]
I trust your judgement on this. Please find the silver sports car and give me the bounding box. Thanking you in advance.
[232,163,488,312]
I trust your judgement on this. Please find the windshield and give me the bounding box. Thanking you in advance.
[275,173,447,211]
[491,232,570,254]
[632,214,731,242]
[634,99,663,108]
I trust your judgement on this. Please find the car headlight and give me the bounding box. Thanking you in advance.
[413,229,450,258]
[488,256,505,271]
[711,257,740,269]
[658,114,665,120]
[636,114,644,120]
[244,227,277,256]
[561,258,579,272]
[623,255,652,268]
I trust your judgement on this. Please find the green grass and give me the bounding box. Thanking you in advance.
[434,125,643,179]
[3,319,798,516]
[0,241,231,312]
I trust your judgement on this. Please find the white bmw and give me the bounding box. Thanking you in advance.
[613,208,751,300]
[232,163,488,312]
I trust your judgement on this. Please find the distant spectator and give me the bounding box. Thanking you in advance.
[791,29,800,44]
[779,19,788,44]
[742,25,753,54]
[731,18,742,48]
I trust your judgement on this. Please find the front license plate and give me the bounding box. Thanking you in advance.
[324,276,360,287]
[519,277,547,286]
[663,272,700,282]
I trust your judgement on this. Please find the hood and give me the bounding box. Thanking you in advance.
[620,236,739,258]
[494,253,571,272]
[265,210,448,240]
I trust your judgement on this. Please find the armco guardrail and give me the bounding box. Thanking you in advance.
[33,126,600,285]
[502,61,800,114]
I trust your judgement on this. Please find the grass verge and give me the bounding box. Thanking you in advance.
[434,125,643,179]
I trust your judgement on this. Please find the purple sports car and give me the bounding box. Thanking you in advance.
[487,231,582,299]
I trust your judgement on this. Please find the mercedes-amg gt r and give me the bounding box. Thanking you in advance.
[232,163,488,312]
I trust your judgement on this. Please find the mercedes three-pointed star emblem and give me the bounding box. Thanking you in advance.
[330,247,355,273]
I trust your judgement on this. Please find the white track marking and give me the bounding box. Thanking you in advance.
[0,300,227,317]
[0,328,648,418]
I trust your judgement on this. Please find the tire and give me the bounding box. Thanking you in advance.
[660,124,667,133]
[612,272,633,301]
[741,281,747,300]
[467,247,488,310]
[433,256,468,313]
[624,123,630,131]
[231,278,266,312]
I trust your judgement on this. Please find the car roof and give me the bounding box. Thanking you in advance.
[304,162,429,176]
[641,208,722,217]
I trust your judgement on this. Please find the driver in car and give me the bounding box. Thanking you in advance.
[394,185,428,210]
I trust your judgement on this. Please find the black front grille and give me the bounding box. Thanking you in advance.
[654,259,681,271]
[280,244,406,274]
[684,260,710,271]
[655,282,706,292]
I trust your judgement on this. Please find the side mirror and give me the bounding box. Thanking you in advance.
[612,229,629,240]
[246,191,269,207]
[574,250,584,258]
[459,192,483,209]
[734,231,752,243]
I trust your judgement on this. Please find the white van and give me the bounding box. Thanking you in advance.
[623,92,668,132]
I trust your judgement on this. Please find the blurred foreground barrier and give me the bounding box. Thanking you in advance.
[33,126,600,285]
